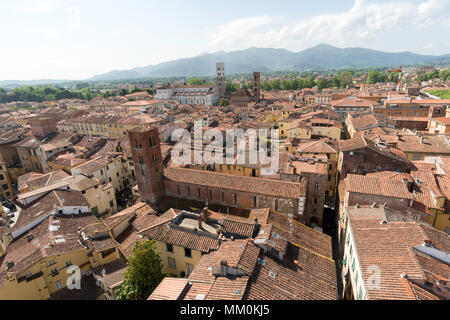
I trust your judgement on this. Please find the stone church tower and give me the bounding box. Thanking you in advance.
[216,62,226,98]
[253,72,261,103]
[128,126,165,206]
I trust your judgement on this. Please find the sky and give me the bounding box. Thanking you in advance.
[0,0,449,81]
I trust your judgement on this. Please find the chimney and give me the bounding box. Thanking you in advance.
[198,214,203,230]
[423,239,433,247]
[293,167,297,175]
[78,227,87,247]
[420,137,424,144]
[371,203,377,208]
[201,207,209,222]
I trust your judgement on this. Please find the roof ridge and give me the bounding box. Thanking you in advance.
[167,166,305,185]
[273,224,334,263]
[52,190,64,208]
[235,240,258,275]
[270,209,329,238]
[137,218,171,234]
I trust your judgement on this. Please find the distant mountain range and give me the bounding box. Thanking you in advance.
[0,79,72,89]
[2,44,449,86]
[88,44,450,81]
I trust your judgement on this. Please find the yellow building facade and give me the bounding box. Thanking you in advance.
[154,241,203,278]
[286,126,311,140]
[0,163,14,200]
[311,125,342,141]
[0,246,120,300]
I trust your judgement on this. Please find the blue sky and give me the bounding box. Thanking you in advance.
[0,0,449,80]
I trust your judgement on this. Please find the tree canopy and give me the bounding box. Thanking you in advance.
[366,71,388,84]
[115,239,165,300]
[0,85,155,103]
[417,69,450,82]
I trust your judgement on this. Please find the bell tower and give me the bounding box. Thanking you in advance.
[253,72,261,103]
[128,126,165,205]
[216,62,226,98]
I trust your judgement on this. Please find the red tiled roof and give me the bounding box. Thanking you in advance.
[164,167,306,199]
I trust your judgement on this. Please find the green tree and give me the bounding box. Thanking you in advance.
[270,79,281,90]
[261,81,271,90]
[281,79,292,90]
[75,82,90,90]
[80,87,96,100]
[388,72,399,82]
[316,78,328,91]
[427,69,439,80]
[225,81,239,94]
[115,239,165,300]
[438,70,450,82]
[188,78,203,85]
[305,77,316,88]
[417,73,428,82]
[367,71,388,84]
[219,98,230,106]
[337,71,353,88]
[331,76,341,88]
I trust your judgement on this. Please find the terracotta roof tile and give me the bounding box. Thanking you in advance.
[165,167,306,199]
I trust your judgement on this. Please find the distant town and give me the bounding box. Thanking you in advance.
[0,60,449,302]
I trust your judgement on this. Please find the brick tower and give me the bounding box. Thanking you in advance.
[253,72,261,103]
[216,62,226,98]
[128,126,165,205]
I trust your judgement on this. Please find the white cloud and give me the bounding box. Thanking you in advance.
[423,42,436,50]
[209,16,282,50]
[208,0,450,52]
[417,0,450,26]
[15,0,61,13]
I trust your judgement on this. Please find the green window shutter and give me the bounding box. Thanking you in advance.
[352,259,355,271]
[342,255,347,266]
[358,287,363,300]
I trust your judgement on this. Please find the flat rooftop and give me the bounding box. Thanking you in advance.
[172,211,220,235]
